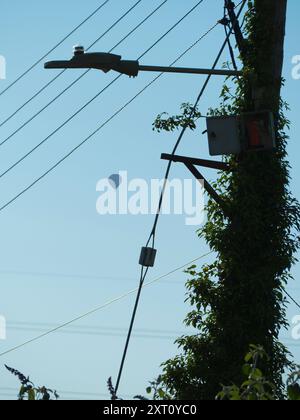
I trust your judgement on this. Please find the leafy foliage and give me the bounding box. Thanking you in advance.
[287,367,300,400]
[5,365,59,400]
[152,103,202,133]
[107,377,119,400]
[217,346,300,401]
[153,0,300,400]
[144,376,172,400]
[142,347,300,401]
[217,345,276,400]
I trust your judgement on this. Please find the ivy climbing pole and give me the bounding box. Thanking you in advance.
[157,0,300,400]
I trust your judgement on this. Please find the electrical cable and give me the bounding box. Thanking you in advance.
[0,3,217,376]
[223,0,251,74]
[284,290,300,311]
[0,0,110,99]
[115,266,148,392]
[0,251,213,358]
[8,326,180,341]
[0,0,143,130]
[8,321,186,336]
[148,1,246,246]
[114,0,247,395]
[0,387,131,399]
[0,268,191,286]
[9,326,178,340]
[224,23,239,72]
[0,17,218,213]
[0,0,204,178]
[0,0,168,148]
[0,10,226,384]
[0,269,135,282]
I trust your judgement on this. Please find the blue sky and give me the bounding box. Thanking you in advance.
[0,0,299,400]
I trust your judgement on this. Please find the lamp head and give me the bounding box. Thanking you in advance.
[73,45,85,56]
[44,47,139,77]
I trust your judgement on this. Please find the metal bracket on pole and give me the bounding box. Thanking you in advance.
[161,154,231,218]
[44,48,242,78]
[161,154,232,171]
[138,65,241,77]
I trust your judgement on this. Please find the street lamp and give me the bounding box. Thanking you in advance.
[44,46,244,219]
[44,45,241,78]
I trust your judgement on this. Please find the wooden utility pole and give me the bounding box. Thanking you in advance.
[219,0,290,393]
[160,1,298,400]
[226,0,287,111]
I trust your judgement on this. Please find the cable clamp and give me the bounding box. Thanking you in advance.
[218,17,230,26]
[139,247,157,268]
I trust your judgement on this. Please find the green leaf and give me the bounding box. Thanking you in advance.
[287,384,300,400]
[242,364,252,377]
[28,389,36,401]
[158,388,165,399]
[230,391,242,401]
[252,368,263,379]
[244,353,252,363]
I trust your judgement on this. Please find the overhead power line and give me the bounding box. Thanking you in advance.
[0,1,212,211]
[0,0,168,148]
[147,2,246,247]
[0,0,143,130]
[284,290,300,311]
[0,0,202,158]
[0,251,213,358]
[0,267,187,285]
[0,387,131,400]
[8,326,180,341]
[0,269,134,282]
[8,320,187,336]
[0,0,204,175]
[114,0,247,394]
[0,0,110,98]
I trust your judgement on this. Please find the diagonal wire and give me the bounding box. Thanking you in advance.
[284,290,300,311]
[8,321,186,336]
[0,0,168,148]
[8,326,180,341]
[0,14,217,213]
[0,0,205,179]
[0,251,213,358]
[0,0,110,98]
[114,0,247,395]
[146,0,247,245]
[0,0,143,129]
